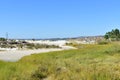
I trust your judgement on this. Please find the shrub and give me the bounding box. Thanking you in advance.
[98,41,109,45]
[31,67,48,80]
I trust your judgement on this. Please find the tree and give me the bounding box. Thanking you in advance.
[104,34,109,39]
[104,29,120,41]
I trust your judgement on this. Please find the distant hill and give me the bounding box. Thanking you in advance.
[8,35,104,41]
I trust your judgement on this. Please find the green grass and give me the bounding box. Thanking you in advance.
[1,42,120,80]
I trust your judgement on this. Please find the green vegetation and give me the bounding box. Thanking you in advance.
[98,41,109,45]
[104,29,120,41]
[0,40,59,49]
[0,38,6,41]
[1,42,120,80]
[26,43,59,49]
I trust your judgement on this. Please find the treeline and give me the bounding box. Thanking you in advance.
[104,29,120,41]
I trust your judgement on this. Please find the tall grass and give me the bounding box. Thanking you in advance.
[0,42,120,80]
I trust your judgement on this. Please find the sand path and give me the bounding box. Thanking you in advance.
[0,46,76,62]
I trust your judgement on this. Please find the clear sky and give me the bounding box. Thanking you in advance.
[0,0,120,39]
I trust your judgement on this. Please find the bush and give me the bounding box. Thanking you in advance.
[26,43,59,49]
[98,41,109,45]
[31,67,48,80]
[0,38,6,41]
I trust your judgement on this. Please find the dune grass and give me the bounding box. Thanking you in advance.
[0,42,120,80]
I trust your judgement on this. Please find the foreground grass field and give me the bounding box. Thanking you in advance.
[1,42,120,80]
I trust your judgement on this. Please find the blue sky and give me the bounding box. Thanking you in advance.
[0,0,120,39]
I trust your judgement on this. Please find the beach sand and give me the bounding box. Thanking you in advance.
[0,46,76,62]
[0,48,62,62]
